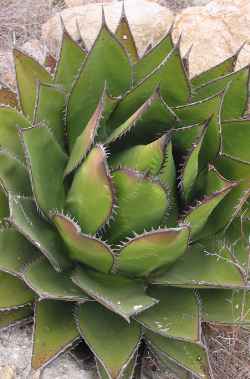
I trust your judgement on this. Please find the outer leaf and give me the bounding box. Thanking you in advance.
[72,266,157,321]
[23,257,89,302]
[32,300,79,369]
[0,306,32,330]
[215,153,250,180]
[221,119,250,164]
[200,289,250,325]
[105,168,168,244]
[96,350,138,379]
[20,124,67,215]
[134,27,173,83]
[33,82,65,147]
[54,29,86,91]
[145,331,210,379]
[149,347,190,379]
[9,195,70,272]
[151,242,244,288]
[0,272,35,309]
[0,87,17,108]
[0,187,9,221]
[66,146,115,234]
[14,49,51,119]
[115,5,138,64]
[76,301,141,378]
[117,227,190,278]
[0,149,31,196]
[0,228,38,275]
[135,287,200,342]
[67,18,132,149]
[0,106,30,162]
[52,213,113,274]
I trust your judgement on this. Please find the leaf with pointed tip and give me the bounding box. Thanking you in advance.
[52,213,113,274]
[34,82,66,147]
[0,272,35,309]
[135,287,199,342]
[192,66,249,120]
[0,149,31,195]
[0,87,17,107]
[0,228,38,275]
[105,169,168,244]
[134,29,173,83]
[23,257,89,302]
[77,301,141,378]
[32,300,79,370]
[14,49,51,119]
[55,30,86,91]
[150,348,190,379]
[9,195,70,272]
[115,9,138,64]
[66,146,115,234]
[0,306,32,330]
[174,94,222,163]
[117,227,189,278]
[109,46,190,130]
[72,267,157,321]
[106,92,177,151]
[215,153,250,180]
[67,21,132,149]
[0,187,8,221]
[20,124,67,215]
[182,185,234,240]
[181,122,208,203]
[96,350,138,379]
[0,106,30,162]
[145,331,210,379]
[191,53,238,88]
[151,242,244,288]
[200,289,250,325]
[109,134,167,176]
[172,123,203,152]
[221,119,250,164]
[65,97,104,177]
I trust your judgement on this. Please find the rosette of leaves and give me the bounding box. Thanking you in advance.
[0,5,249,379]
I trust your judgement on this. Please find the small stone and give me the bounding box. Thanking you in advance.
[21,39,47,65]
[65,0,114,7]
[0,366,16,379]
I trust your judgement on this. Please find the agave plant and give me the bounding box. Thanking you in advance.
[0,4,249,379]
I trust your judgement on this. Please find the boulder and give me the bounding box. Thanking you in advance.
[173,0,250,77]
[42,0,174,56]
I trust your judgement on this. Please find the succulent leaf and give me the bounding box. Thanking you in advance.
[221,119,250,164]
[0,306,32,330]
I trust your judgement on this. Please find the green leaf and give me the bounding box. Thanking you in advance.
[172,123,203,152]
[181,122,208,203]
[67,18,132,149]
[200,289,250,325]
[150,348,190,379]
[134,28,173,83]
[0,149,31,195]
[34,82,66,147]
[0,228,38,275]
[77,301,141,378]
[182,184,235,239]
[0,187,9,221]
[32,300,79,369]
[105,168,168,244]
[215,153,250,180]
[52,213,113,274]
[96,350,138,379]
[0,272,35,309]
[151,242,244,288]
[23,257,89,302]
[221,119,250,164]
[72,267,157,321]
[109,46,190,130]
[135,287,199,342]
[191,52,238,88]
[0,106,30,162]
[14,49,51,119]
[66,146,115,234]
[174,93,222,163]
[0,87,18,108]
[145,331,210,379]
[9,195,70,272]
[54,28,86,91]
[115,5,138,65]
[192,66,249,120]
[0,306,32,330]
[117,227,190,278]
[20,124,67,215]
[65,97,104,177]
